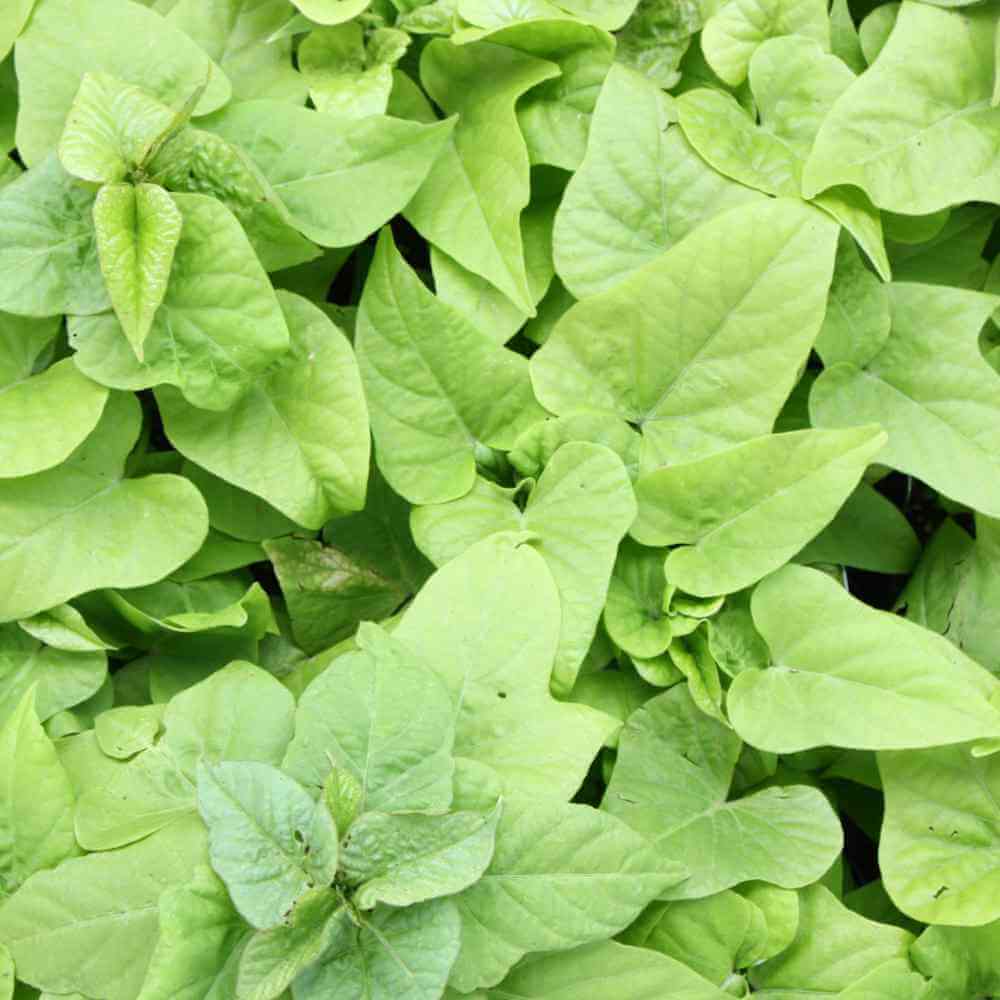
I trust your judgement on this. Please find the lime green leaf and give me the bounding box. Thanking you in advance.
[71,193,290,411]
[729,564,1000,752]
[810,283,1000,516]
[912,921,1000,1000]
[0,626,106,727]
[17,603,116,653]
[203,99,454,247]
[283,623,456,813]
[197,760,338,929]
[0,392,208,623]
[632,427,886,596]
[404,40,558,312]
[700,0,829,86]
[879,744,1000,924]
[159,291,368,529]
[532,198,838,467]
[356,229,542,505]
[447,800,687,991]
[394,536,618,800]
[136,865,250,1000]
[95,705,162,759]
[342,805,501,910]
[0,358,109,479]
[477,939,731,1000]
[57,73,175,184]
[0,155,109,316]
[93,182,181,361]
[163,661,295,780]
[0,690,75,897]
[553,64,757,299]
[14,0,230,166]
[0,818,207,1000]
[0,312,58,386]
[294,898,461,1000]
[414,443,636,693]
[803,2,1000,213]
[290,0,372,25]
[603,539,672,660]
[603,686,842,898]
[0,0,35,62]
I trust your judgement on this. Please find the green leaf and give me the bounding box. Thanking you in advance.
[136,865,250,1000]
[93,182,182,361]
[404,40,558,312]
[341,805,501,910]
[728,564,1000,752]
[197,760,339,929]
[0,155,109,316]
[0,944,10,1000]
[236,889,345,1000]
[95,705,162,759]
[356,229,542,505]
[0,690,75,898]
[553,63,757,299]
[795,482,920,574]
[878,744,1000,924]
[166,0,308,104]
[477,939,731,1000]
[293,898,461,1000]
[447,800,686,991]
[0,626,105,729]
[888,204,996,289]
[912,921,1000,1000]
[158,290,369,529]
[17,603,116,653]
[0,392,209,623]
[0,0,35,63]
[603,686,842,899]
[810,283,1000,516]
[283,622,456,813]
[394,534,618,801]
[700,0,829,86]
[803,2,1000,213]
[57,73,175,184]
[163,661,296,780]
[203,99,455,247]
[0,311,58,386]
[603,539,673,660]
[631,427,886,596]
[14,0,231,166]
[290,0,372,25]
[413,442,636,693]
[0,357,109,480]
[0,818,207,1000]
[71,193,290,411]
[748,884,913,996]
[532,198,838,467]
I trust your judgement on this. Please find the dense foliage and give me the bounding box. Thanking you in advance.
[1,0,1000,997]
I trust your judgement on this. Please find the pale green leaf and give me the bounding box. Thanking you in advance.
[0,312,58,386]
[293,898,461,1000]
[203,99,454,247]
[95,705,162,759]
[729,564,1000,752]
[395,534,618,800]
[879,744,1000,925]
[532,198,838,466]
[603,539,673,660]
[0,690,75,898]
[0,392,209,623]
[447,800,686,992]
[912,921,1000,1000]
[0,818,207,1000]
[290,0,371,24]
[356,229,542,505]
[136,865,250,1000]
[632,427,886,596]
[810,283,1000,516]
[57,73,175,184]
[603,686,842,899]
[93,182,181,361]
[71,193,290,411]
[803,2,1000,213]
[0,155,108,316]
[17,603,116,653]
[158,290,368,529]
[0,358,109,479]
[404,40,559,312]
[554,64,757,299]
[0,0,35,63]
[283,622,456,813]
[342,805,501,910]
[858,3,898,65]
[14,0,230,166]
[197,760,339,929]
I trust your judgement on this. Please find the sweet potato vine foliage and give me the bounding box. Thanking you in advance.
[2,0,1000,996]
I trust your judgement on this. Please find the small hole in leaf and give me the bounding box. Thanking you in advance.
[497,691,507,699]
